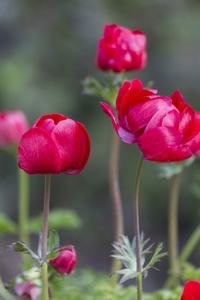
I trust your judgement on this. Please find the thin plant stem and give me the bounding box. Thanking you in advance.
[110,129,124,286]
[168,173,180,289]
[0,266,15,300]
[42,262,49,300]
[134,153,144,300]
[179,224,200,265]
[18,167,29,245]
[41,174,51,300]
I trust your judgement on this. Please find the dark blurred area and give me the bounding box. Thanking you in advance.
[0,0,200,292]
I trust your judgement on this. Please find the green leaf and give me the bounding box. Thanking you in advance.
[28,209,82,233]
[0,213,17,234]
[111,234,167,284]
[143,243,168,273]
[82,72,128,106]
[7,241,41,265]
[47,230,60,256]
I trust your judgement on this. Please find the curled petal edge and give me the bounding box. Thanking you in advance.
[101,102,136,144]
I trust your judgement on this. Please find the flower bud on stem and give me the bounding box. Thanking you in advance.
[134,153,144,300]
[41,174,51,300]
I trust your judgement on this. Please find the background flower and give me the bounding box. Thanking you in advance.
[95,24,147,72]
[181,281,200,300]
[0,110,29,149]
[18,114,90,175]
[14,281,41,300]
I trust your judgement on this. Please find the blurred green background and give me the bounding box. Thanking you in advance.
[0,0,200,292]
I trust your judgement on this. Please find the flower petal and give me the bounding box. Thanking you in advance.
[18,128,61,174]
[181,281,200,300]
[128,96,172,133]
[51,119,90,174]
[101,102,136,144]
[145,145,192,163]
[137,127,183,159]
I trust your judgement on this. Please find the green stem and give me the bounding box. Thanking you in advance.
[42,262,49,300]
[134,153,144,300]
[110,129,124,286]
[168,173,180,289]
[18,168,30,245]
[0,267,15,300]
[41,174,51,300]
[179,224,200,264]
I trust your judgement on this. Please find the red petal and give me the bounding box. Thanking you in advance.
[137,127,183,159]
[171,90,190,113]
[145,145,192,163]
[51,119,90,175]
[127,97,172,133]
[116,81,131,112]
[181,281,200,300]
[18,128,61,174]
[101,102,136,144]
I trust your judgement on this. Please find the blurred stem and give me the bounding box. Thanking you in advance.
[168,173,180,289]
[110,129,124,287]
[18,165,30,266]
[134,153,144,300]
[179,224,200,264]
[41,174,51,300]
[0,266,15,300]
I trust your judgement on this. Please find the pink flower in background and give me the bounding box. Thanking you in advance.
[180,281,200,300]
[49,245,77,275]
[0,110,29,149]
[101,79,200,162]
[18,114,90,175]
[95,24,147,72]
[14,281,41,300]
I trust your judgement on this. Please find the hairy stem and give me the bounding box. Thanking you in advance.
[41,174,51,300]
[134,153,144,300]
[110,129,124,286]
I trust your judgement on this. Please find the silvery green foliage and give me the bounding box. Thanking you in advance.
[157,156,195,179]
[111,233,167,284]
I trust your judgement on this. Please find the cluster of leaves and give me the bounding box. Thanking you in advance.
[111,234,167,284]
[8,230,70,268]
[49,269,183,300]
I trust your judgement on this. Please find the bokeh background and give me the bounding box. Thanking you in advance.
[0,0,200,292]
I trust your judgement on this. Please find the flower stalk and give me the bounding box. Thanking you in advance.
[168,173,180,289]
[18,167,29,246]
[41,174,51,300]
[134,153,144,300]
[110,128,124,286]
